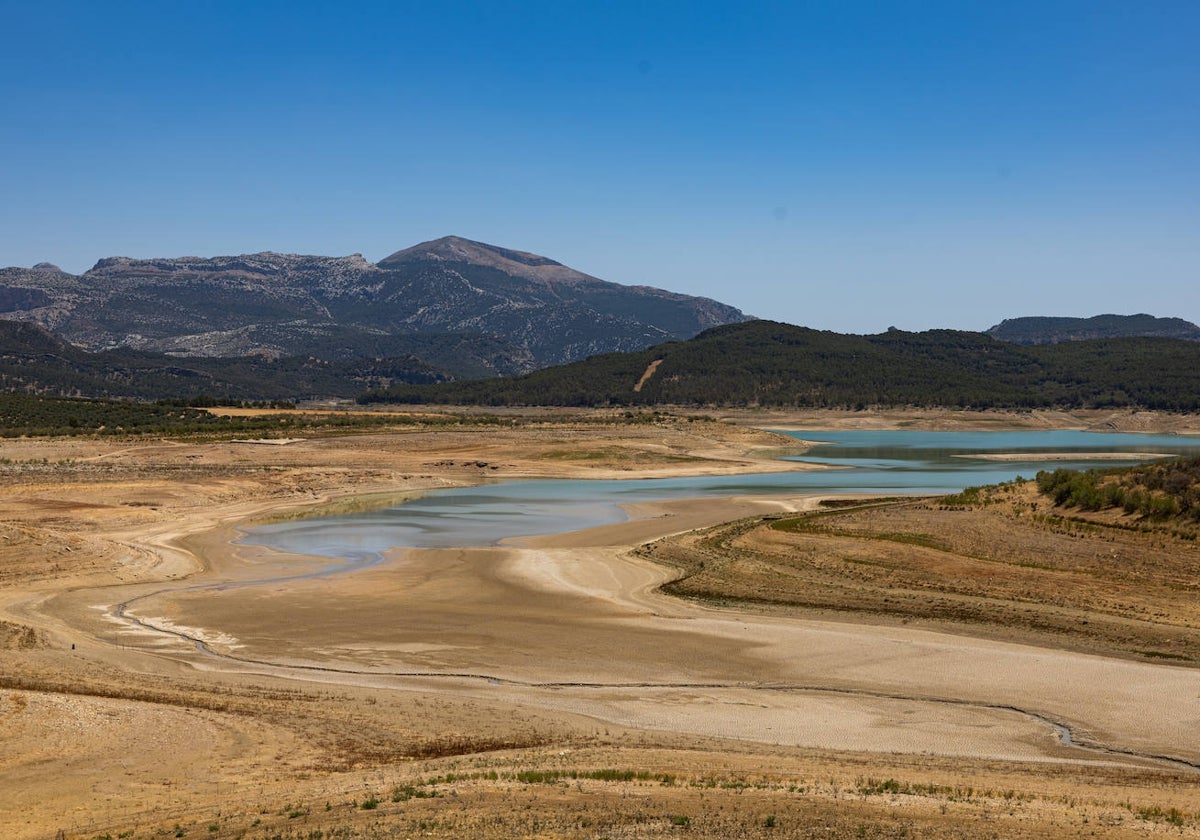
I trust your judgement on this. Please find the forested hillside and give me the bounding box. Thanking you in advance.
[361,320,1200,410]
[987,314,1200,345]
[0,320,446,401]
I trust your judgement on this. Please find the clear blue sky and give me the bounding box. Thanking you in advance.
[2,1,1196,333]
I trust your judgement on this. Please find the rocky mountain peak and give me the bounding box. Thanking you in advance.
[30,262,64,272]
[0,236,747,371]
[84,251,373,278]
[378,235,591,286]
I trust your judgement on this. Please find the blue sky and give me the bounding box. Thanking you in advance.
[2,1,1196,332]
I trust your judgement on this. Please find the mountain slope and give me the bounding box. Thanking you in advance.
[361,320,1200,410]
[356,236,746,365]
[987,314,1200,345]
[0,237,746,371]
[0,320,446,401]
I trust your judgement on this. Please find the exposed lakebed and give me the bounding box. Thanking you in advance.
[241,429,1200,559]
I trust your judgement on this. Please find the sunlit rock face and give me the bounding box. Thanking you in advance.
[0,236,747,371]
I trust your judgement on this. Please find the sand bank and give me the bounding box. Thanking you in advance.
[82,492,1200,770]
[6,414,1200,838]
[954,452,1178,462]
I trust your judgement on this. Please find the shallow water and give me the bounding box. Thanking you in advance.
[241,429,1200,558]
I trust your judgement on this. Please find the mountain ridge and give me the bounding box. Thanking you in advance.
[0,236,747,370]
[361,319,1200,411]
[986,313,1200,345]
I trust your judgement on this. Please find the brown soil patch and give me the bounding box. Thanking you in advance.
[3,409,1200,838]
[0,620,45,650]
[652,482,1200,663]
[634,357,664,392]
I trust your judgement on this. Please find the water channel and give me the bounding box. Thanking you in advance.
[242,429,1200,560]
[128,428,1200,768]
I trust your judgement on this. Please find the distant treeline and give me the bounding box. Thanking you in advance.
[0,393,474,437]
[155,396,296,409]
[0,393,666,438]
[360,320,1200,410]
[1037,457,1200,522]
[1,393,250,437]
[0,319,447,401]
[987,313,1200,345]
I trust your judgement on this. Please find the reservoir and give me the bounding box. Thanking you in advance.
[241,429,1200,559]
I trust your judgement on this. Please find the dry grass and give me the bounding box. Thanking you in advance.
[650,482,1200,663]
[0,620,45,650]
[57,743,1200,839]
[5,411,1200,839]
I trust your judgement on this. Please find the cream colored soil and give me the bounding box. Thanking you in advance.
[121,509,1200,767]
[3,409,1200,838]
[0,688,319,837]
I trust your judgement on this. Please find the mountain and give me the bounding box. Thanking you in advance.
[9,314,1200,408]
[986,314,1200,345]
[372,237,745,364]
[0,319,446,401]
[361,320,1200,411]
[0,237,746,372]
[0,318,71,354]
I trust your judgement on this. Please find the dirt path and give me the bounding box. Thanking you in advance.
[634,358,663,392]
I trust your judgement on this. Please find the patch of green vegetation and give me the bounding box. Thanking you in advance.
[1037,457,1200,523]
[858,778,904,795]
[1135,804,1186,826]
[854,776,1007,802]
[816,497,901,509]
[0,392,531,438]
[511,768,677,785]
[769,513,837,534]
[392,784,437,802]
[941,486,985,506]
[389,767,679,800]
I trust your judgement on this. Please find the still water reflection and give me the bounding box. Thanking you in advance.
[241,430,1200,558]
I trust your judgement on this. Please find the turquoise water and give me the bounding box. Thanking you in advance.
[241,430,1200,558]
[784,429,1199,471]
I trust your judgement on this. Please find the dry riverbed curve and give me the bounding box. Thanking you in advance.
[4,408,1200,838]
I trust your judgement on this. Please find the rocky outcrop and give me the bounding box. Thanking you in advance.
[0,237,747,372]
[367,236,747,366]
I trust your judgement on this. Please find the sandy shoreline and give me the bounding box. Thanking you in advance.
[81,485,1200,772]
[5,409,1200,838]
[23,419,1200,767]
[955,451,1180,462]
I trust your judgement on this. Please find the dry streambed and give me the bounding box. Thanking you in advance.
[4,414,1200,838]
